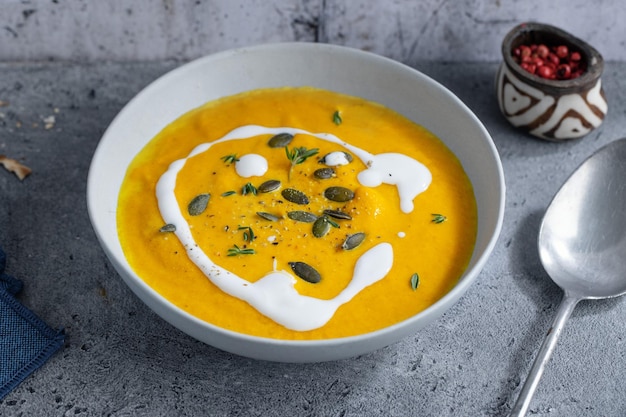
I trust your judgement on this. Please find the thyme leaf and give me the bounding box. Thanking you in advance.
[238,226,256,242]
[257,211,280,222]
[221,190,236,197]
[410,273,420,291]
[333,110,342,125]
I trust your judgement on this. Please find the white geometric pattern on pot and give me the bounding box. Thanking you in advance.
[497,64,607,140]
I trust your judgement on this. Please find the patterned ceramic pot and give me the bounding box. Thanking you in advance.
[496,22,607,141]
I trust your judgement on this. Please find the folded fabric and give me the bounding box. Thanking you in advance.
[0,246,65,401]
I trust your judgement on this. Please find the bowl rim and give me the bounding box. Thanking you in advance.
[501,22,604,94]
[87,42,505,361]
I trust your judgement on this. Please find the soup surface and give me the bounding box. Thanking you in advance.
[117,87,477,340]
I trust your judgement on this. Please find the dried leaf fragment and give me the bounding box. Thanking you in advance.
[43,115,56,130]
[0,154,32,180]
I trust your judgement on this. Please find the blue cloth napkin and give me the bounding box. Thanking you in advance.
[0,247,65,400]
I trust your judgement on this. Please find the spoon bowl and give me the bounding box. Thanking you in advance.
[511,138,626,416]
[539,138,626,299]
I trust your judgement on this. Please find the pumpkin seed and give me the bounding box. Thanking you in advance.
[323,209,352,220]
[282,188,309,205]
[312,216,331,237]
[320,151,353,165]
[288,261,321,284]
[268,132,294,148]
[342,232,366,250]
[313,167,336,179]
[324,186,354,202]
[325,216,340,228]
[287,211,318,223]
[159,223,176,233]
[188,193,210,216]
[258,179,281,193]
[257,211,280,222]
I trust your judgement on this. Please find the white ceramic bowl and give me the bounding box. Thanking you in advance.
[87,43,505,362]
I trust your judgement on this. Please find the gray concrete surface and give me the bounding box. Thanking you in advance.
[0,59,625,416]
[0,0,625,63]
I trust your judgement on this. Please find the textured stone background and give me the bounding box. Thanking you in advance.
[1,58,625,417]
[0,0,624,63]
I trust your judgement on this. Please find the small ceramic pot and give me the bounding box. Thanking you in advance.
[496,22,607,141]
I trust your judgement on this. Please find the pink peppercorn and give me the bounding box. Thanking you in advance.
[536,44,550,59]
[548,53,560,66]
[512,42,585,80]
[556,45,569,59]
[537,65,555,79]
[556,64,572,79]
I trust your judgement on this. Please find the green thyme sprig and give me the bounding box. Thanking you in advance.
[221,154,239,164]
[285,146,319,180]
[227,244,255,256]
[242,182,258,196]
[431,213,447,224]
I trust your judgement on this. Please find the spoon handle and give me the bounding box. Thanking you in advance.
[509,293,580,417]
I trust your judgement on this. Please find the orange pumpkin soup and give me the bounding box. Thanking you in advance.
[117,87,477,340]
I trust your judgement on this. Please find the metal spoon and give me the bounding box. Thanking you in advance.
[510,138,626,416]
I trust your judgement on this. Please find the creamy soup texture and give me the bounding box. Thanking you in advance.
[117,87,477,340]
